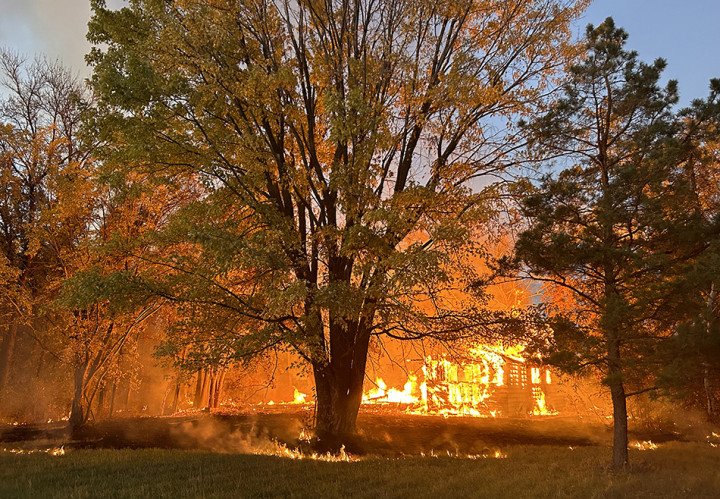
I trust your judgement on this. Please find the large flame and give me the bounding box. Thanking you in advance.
[362,377,420,404]
[362,343,558,417]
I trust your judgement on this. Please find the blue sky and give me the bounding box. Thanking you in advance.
[582,0,720,105]
[0,0,718,105]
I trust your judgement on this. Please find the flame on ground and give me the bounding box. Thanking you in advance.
[263,442,357,462]
[631,440,658,451]
[292,388,307,404]
[2,446,65,456]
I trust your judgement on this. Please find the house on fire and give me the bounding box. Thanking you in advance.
[421,346,556,416]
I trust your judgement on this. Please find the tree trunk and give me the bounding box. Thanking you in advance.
[312,322,372,450]
[313,365,360,446]
[607,331,628,469]
[124,379,131,410]
[609,380,628,469]
[69,364,87,430]
[212,370,225,409]
[193,370,206,408]
[207,370,216,409]
[98,384,105,415]
[703,363,715,418]
[171,378,181,414]
[703,283,716,419]
[109,382,117,417]
[160,382,171,415]
[0,323,18,393]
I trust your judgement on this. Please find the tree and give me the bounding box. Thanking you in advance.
[0,50,93,400]
[655,81,720,419]
[508,19,710,468]
[86,0,586,444]
[0,50,157,426]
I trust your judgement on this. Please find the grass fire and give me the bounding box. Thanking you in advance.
[2,0,720,496]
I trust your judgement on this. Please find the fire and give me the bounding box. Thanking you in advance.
[632,440,658,451]
[266,444,357,462]
[292,388,307,404]
[531,390,548,415]
[362,343,558,417]
[362,377,420,405]
[2,446,65,456]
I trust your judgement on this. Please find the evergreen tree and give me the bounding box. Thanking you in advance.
[509,18,706,468]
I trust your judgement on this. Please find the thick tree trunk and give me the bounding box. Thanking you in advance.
[313,365,361,446]
[312,322,372,449]
[193,369,205,408]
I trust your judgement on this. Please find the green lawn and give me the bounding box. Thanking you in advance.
[2,443,720,498]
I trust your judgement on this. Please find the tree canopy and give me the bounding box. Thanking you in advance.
[85,0,586,440]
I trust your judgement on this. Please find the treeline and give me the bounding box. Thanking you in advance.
[0,0,719,470]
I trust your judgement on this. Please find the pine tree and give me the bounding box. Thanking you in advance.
[510,18,706,468]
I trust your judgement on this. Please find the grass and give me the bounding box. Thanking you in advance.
[2,443,720,498]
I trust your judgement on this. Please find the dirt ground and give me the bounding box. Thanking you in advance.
[0,406,700,457]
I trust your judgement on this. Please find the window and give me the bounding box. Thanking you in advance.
[531,367,541,384]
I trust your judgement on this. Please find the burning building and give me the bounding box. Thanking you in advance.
[422,346,555,416]
[362,343,558,417]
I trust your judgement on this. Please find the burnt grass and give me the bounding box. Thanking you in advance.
[0,407,694,457]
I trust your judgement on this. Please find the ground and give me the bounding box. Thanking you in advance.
[3,445,720,498]
[2,410,720,497]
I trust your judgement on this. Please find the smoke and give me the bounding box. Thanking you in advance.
[165,416,306,455]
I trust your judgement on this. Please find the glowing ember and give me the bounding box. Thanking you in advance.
[706,433,720,447]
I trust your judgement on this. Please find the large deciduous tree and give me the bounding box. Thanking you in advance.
[86,0,585,443]
[508,19,713,468]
